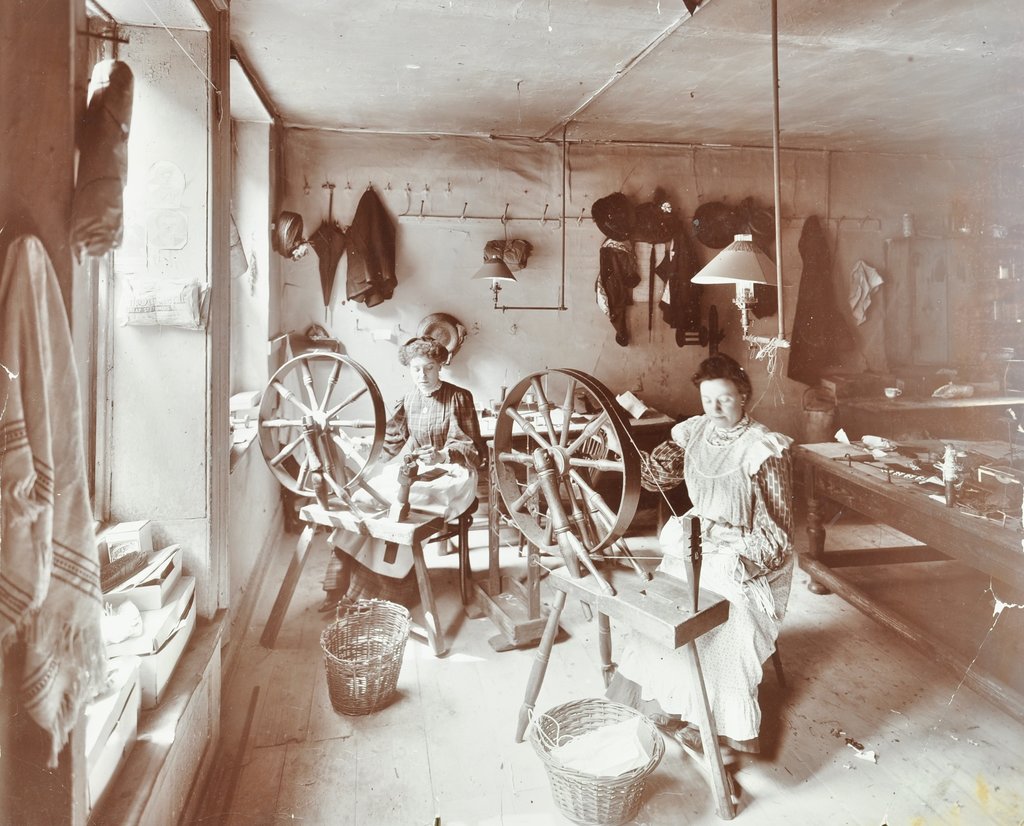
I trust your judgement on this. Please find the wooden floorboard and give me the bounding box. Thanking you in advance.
[195,517,1024,826]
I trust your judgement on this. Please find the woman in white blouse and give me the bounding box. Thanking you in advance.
[607,353,794,760]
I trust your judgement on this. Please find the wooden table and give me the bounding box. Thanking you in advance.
[475,412,677,650]
[797,441,1024,720]
[514,565,736,820]
[260,503,450,655]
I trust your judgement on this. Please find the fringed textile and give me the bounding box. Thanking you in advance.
[0,235,106,767]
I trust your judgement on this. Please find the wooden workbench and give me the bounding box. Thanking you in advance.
[797,440,1024,720]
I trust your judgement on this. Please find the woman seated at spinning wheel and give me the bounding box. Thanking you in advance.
[320,336,486,610]
[606,353,794,761]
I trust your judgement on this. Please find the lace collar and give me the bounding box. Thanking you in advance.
[704,414,752,446]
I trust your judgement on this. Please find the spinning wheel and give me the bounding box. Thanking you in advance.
[491,368,645,592]
[258,352,387,507]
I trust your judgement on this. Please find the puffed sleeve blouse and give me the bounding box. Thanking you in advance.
[640,414,794,574]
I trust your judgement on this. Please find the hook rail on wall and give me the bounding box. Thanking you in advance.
[396,211,563,226]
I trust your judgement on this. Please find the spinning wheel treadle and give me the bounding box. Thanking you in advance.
[491,368,644,590]
[258,351,387,506]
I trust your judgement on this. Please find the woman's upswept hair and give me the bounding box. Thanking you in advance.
[398,336,448,366]
[691,353,752,399]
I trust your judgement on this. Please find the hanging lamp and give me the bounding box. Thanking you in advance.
[691,0,789,351]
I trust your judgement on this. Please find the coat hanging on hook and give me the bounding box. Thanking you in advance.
[347,186,397,308]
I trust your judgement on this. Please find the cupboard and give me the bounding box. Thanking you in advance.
[885,237,1023,372]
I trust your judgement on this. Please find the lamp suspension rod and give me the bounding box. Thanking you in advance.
[770,0,786,342]
[558,124,569,311]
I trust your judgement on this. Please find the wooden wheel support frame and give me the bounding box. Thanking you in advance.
[492,368,645,588]
[258,351,387,510]
[257,350,476,655]
[476,369,648,650]
[257,351,390,649]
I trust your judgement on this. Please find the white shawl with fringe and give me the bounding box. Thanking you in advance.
[0,235,106,766]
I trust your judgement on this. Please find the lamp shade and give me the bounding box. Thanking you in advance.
[472,257,517,282]
[692,234,776,287]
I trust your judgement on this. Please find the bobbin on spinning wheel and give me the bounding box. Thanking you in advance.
[491,368,646,593]
[258,351,387,507]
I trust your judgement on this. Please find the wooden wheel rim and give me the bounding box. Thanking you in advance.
[258,352,386,496]
[492,368,641,554]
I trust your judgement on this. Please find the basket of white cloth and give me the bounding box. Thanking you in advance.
[529,697,665,825]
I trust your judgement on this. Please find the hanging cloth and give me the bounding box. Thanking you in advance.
[787,216,858,386]
[70,59,134,259]
[308,185,347,307]
[346,187,396,308]
[0,236,106,767]
[595,239,639,347]
[655,224,704,347]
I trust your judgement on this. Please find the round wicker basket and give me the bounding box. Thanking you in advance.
[320,599,411,716]
[529,697,665,825]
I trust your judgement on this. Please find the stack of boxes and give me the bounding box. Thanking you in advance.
[84,520,197,811]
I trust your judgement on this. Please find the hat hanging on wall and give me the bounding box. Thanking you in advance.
[273,211,310,260]
[483,238,533,271]
[737,196,776,251]
[633,188,680,244]
[591,192,635,242]
[416,312,467,364]
[691,201,742,249]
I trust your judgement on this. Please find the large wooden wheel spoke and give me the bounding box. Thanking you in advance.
[493,369,641,577]
[258,352,386,497]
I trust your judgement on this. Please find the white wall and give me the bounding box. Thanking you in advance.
[107,25,214,607]
[231,119,272,395]
[277,130,996,439]
[227,117,280,613]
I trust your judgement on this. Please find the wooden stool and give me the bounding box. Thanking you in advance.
[514,566,737,820]
[260,503,450,656]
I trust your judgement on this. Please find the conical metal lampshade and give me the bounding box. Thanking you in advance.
[692,234,776,287]
[472,257,517,283]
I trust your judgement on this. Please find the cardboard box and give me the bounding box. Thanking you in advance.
[137,588,197,708]
[105,576,196,657]
[84,657,140,811]
[230,389,262,411]
[101,520,153,561]
[104,545,182,611]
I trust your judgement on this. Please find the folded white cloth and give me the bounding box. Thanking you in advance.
[547,716,651,777]
[849,260,884,325]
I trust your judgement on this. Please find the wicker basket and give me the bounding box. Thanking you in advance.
[529,698,665,826]
[320,599,411,716]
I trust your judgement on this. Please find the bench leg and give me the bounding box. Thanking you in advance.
[515,589,567,743]
[458,515,471,606]
[598,612,615,687]
[684,641,736,820]
[411,541,448,657]
[260,524,323,649]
